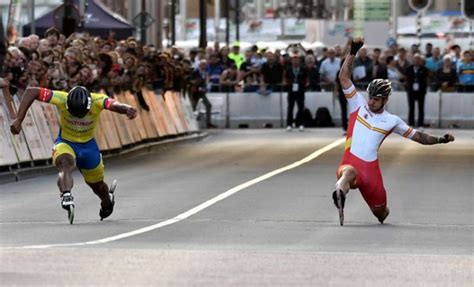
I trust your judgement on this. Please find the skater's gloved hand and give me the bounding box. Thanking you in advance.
[438,134,454,144]
[350,37,364,55]
[126,106,137,119]
[10,118,23,135]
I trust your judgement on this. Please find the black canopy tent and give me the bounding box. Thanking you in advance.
[23,0,135,39]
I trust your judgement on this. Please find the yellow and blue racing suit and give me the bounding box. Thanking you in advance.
[38,88,115,183]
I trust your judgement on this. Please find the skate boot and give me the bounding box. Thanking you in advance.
[377,207,390,224]
[100,180,117,221]
[61,192,75,224]
[332,189,346,226]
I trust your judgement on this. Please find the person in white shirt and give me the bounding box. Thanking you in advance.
[319,48,341,90]
[334,37,455,226]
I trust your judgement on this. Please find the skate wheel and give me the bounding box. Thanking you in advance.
[68,205,75,224]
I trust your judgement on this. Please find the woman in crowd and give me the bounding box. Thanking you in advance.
[435,55,458,92]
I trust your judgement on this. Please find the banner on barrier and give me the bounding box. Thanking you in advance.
[0,103,19,166]
[182,94,200,132]
[135,90,159,139]
[1,87,17,119]
[157,93,178,135]
[124,91,149,140]
[116,93,142,143]
[143,89,169,137]
[38,102,60,141]
[97,111,119,150]
[164,92,186,134]
[12,96,50,160]
[30,102,55,154]
[95,118,109,151]
[0,92,32,163]
[171,92,191,132]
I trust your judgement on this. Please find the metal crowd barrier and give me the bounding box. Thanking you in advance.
[195,85,473,129]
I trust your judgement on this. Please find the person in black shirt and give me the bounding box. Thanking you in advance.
[260,51,283,92]
[435,55,458,92]
[304,54,320,91]
[284,54,308,131]
[405,54,429,127]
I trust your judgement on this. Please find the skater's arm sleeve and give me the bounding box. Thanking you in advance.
[343,84,366,113]
[393,117,416,139]
[40,89,67,109]
[91,92,115,111]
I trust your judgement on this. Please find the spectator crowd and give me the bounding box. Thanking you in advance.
[0,26,472,129]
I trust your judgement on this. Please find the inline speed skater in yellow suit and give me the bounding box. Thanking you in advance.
[10,86,137,224]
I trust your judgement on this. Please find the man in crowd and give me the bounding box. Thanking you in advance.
[319,48,340,91]
[284,52,308,131]
[405,53,429,127]
[260,51,283,92]
[190,59,215,128]
[457,50,474,92]
[228,42,244,69]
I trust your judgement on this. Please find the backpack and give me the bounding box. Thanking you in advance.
[301,108,315,127]
[314,107,334,127]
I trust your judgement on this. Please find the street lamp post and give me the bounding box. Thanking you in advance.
[199,0,207,48]
[171,0,176,46]
[235,0,240,41]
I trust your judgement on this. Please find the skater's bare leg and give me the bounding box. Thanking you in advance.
[87,181,112,209]
[55,154,75,196]
[335,165,357,194]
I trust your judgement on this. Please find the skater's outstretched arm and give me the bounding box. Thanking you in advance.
[109,101,137,119]
[339,37,364,90]
[412,131,455,145]
[10,87,41,134]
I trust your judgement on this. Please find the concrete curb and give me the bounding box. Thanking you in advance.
[0,132,208,185]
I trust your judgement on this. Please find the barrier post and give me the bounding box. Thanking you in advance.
[438,90,442,128]
[225,91,230,128]
[278,85,283,128]
[331,88,336,121]
[2,87,16,119]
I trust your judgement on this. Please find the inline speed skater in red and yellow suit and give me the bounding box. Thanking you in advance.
[10,86,137,224]
[334,38,455,226]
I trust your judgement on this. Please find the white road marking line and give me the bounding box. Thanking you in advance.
[19,138,345,249]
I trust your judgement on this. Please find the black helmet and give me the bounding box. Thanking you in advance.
[367,79,392,98]
[67,86,91,118]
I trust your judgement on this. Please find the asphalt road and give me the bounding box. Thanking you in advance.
[0,129,472,286]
